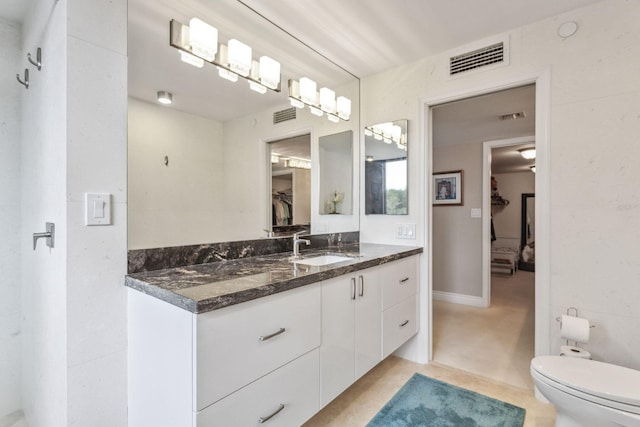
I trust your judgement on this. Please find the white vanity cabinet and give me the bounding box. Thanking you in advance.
[128,283,321,427]
[381,255,419,358]
[320,266,383,406]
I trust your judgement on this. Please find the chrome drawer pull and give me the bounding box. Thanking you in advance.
[258,403,285,423]
[400,277,410,284]
[359,275,365,297]
[399,320,409,327]
[259,328,286,341]
[351,277,357,300]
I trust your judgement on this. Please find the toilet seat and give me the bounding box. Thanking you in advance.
[531,356,640,414]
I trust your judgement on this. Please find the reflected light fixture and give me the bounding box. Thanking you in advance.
[157,91,173,105]
[288,79,351,122]
[366,155,374,162]
[170,19,281,94]
[530,165,536,173]
[364,122,406,150]
[519,148,536,159]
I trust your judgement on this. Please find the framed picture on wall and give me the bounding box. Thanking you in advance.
[433,170,463,206]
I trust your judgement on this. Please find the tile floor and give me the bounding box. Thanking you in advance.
[305,270,556,426]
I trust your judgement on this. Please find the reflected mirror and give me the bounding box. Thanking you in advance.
[127,0,360,249]
[270,135,311,235]
[319,131,353,215]
[364,120,408,215]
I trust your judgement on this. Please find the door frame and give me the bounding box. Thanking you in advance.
[422,69,551,362]
[482,135,535,308]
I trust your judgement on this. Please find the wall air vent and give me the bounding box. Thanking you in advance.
[450,42,505,76]
[273,107,297,124]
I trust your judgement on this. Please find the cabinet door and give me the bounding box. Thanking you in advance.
[320,275,356,407]
[354,267,382,379]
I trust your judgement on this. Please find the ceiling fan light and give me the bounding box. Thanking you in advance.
[189,18,217,61]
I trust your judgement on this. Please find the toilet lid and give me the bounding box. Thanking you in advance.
[531,356,640,407]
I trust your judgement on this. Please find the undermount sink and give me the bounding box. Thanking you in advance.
[291,255,354,266]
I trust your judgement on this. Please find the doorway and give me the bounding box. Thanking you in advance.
[428,81,545,388]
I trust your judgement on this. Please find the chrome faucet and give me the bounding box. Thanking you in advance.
[292,232,311,258]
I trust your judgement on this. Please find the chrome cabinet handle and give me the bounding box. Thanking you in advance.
[351,277,356,300]
[259,328,285,341]
[400,320,409,327]
[358,275,365,297]
[400,277,410,284]
[258,403,285,423]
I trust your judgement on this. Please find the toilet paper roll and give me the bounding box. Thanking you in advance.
[560,345,592,359]
[560,314,590,343]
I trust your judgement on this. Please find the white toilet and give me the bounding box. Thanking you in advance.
[531,355,640,427]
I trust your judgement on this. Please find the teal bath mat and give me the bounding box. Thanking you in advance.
[367,373,525,427]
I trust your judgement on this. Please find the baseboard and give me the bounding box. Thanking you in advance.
[433,290,485,307]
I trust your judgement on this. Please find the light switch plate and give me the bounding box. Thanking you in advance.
[85,193,111,226]
[396,223,416,239]
[471,208,482,218]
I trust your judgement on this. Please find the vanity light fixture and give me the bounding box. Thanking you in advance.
[364,122,406,149]
[157,91,173,105]
[284,158,311,169]
[170,19,281,93]
[519,148,536,159]
[288,79,351,122]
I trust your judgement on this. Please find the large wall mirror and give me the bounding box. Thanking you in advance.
[127,0,360,249]
[364,120,408,215]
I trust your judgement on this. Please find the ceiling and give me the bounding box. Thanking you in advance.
[239,0,603,78]
[433,85,536,174]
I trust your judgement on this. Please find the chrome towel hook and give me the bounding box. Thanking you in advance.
[28,47,42,71]
[33,222,55,250]
[16,68,29,89]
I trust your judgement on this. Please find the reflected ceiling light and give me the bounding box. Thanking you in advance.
[228,39,252,77]
[284,158,311,169]
[180,51,205,68]
[337,96,351,120]
[169,19,281,94]
[366,156,374,162]
[299,77,317,105]
[288,79,350,122]
[259,56,280,90]
[157,91,173,105]
[271,154,279,164]
[189,18,217,61]
[530,165,536,173]
[319,87,336,114]
[519,148,536,159]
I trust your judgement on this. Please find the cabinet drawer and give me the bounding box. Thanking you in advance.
[196,349,320,427]
[382,294,418,358]
[382,255,418,310]
[195,284,321,410]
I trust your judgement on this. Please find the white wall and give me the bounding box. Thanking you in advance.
[361,0,640,368]
[492,172,535,240]
[66,0,128,424]
[18,0,128,426]
[0,17,22,420]
[128,98,225,249]
[20,0,69,424]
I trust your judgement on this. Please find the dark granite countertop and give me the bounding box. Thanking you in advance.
[125,243,423,314]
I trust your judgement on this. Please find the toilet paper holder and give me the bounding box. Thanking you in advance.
[555,307,596,346]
